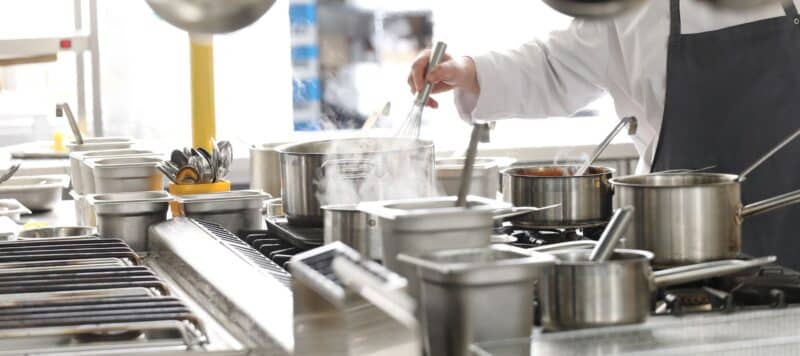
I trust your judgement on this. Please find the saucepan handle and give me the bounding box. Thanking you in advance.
[652,256,776,288]
[741,189,800,219]
[529,240,598,253]
[492,203,561,221]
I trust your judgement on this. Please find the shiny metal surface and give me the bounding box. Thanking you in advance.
[358,196,507,300]
[589,206,633,262]
[502,165,614,229]
[0,162,21,185]
[539,249,776,331]
[456,123,489,207]
[146,0,276,34]
[250,142,283,197]
[277,137,435,227]
[90,191,172,251]
[399,245,554,356]
[89,156,164,194]
[176,190,269,234]
[542,0,645,18]
[612,173,800,266]
[436,157,499,199]
[575,116,636,176]
[65,137,134,153]
[322,204,381,260]
[17,226,96,240]
[73,149,154,194]
[0,175,69,211]
[397,42,447,139]
[290,242,417,356]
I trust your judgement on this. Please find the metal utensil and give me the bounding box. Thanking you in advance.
[145,0,276,34]
[589,206,634,262]
[362,101,391,132]
[216,140,233,180]
[56,103,83,145]
[170,149,189,168]
[395,41,447,138]
[611,127,800,266]
[575,116,637,176]
[456,123,489,206]
[156,162,179,184]
[0,162,21,185]
[176,166,201,185]
[189,149,213,183]
[491,204,562,221]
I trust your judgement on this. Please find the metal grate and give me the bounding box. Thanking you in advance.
[194,220,292,288]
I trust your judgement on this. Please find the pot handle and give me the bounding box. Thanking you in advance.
[529,240,597,253]
[738,128,800,182]
[652,256,776,288]
[492,203,561,221]
[741,188,800,219]
[264,197,283,217]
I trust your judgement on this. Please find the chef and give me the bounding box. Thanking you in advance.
[409,0,800,268]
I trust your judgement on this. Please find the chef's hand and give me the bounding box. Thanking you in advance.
[407,50,480,109]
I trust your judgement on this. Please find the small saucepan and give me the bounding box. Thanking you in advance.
[535,247,776,331]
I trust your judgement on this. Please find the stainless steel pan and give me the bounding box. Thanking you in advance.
[276,137,435,227]
[537,248,776,331]
[502,165,614,229]
[611,128,800,266]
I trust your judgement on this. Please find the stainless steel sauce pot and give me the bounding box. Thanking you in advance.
[276,138,435,227]
[501,165,614,229]
[611,173,800,266]
[537,248,776,331]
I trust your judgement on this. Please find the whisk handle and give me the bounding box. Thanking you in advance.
[415,42,448,106]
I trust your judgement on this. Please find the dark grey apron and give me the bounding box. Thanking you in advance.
[653,0,800,268]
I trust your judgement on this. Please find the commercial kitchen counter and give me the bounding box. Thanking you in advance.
[21,201,800,356]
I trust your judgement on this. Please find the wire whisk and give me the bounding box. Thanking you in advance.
[395,41,447,138]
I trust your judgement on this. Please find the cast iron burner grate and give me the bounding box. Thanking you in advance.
[235,217,324,270]
[654,264,800,316]
[496,222,604,249]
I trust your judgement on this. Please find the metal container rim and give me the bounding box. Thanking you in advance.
[610,173,740,188]
[274,137,434,156]
[502,164,615,178]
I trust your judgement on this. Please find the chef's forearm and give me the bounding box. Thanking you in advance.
[456,20,612,121]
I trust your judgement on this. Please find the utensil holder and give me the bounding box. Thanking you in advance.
[168,180,230,216]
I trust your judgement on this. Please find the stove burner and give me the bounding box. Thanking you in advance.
[496,222,596,249]
[654,263,800,316]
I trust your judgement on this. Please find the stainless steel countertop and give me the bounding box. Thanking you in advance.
[474,307,800,355]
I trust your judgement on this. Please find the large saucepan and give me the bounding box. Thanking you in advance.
[611,129,800,266]
[276,137,435,227]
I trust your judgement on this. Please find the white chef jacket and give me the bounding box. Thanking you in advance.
[455,0,800,173]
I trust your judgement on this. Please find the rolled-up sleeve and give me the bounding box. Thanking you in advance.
[456,19,614,121]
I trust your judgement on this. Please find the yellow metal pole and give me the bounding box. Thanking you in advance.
[190,33,215,152]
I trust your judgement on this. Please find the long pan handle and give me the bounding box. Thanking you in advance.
[575,116,637,176]
[738,128,800,182]
[652,256,776,288]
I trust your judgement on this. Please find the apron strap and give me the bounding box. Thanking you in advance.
[783,1,799,18]
[669,0,681,36]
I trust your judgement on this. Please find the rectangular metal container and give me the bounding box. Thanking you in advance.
[0,175,69,211]
[89,191,172,251]
[175,190,270,235]
[71,149,155,194]
[358,196,508,299]
[399,245,554,356]
[88,156,163,194]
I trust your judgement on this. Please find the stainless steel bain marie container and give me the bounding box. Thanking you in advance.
[175,190,270,234]
[88,156,163,194]
[71,149,155,194]
[358,195,508,300]
[89,191,172,251]
[0,175,69,211]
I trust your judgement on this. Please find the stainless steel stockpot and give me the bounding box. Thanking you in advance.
[538,248,776,331]
[501,165,614,229]
[611,173,800,266]
[276,137,435,227]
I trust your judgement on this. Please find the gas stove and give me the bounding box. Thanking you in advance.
[495,222,605,249]
[654,263,800,316]
[0,237,219,355]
